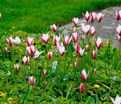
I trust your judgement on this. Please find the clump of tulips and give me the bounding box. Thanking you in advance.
[0,10,121,103]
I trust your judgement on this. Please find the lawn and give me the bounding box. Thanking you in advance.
[0,0,121,35]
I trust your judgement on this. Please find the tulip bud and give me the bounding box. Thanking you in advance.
[6,36,14,46]
[28,76,35,86]
[42,69,47,77]
[94,68,96,75]
[50,24,58,32]
[43,80,47,86]
[4,47,7,53]
[81,69,88,81]
[22,56,30,65]
[48,52,52,60]
[80,83,85,93]
[92,50,96,59]
[86,44,90,51]
[74,61,78,68]
[14,64,20,72]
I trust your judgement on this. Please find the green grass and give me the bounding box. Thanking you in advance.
[0,0,121,34]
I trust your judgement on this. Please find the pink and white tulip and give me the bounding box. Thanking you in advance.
[13,37,21,45]
[116,25,121,36]
[34,50,42,59]
[94,37,104,49]
[97,13,104,23]
[26,37,34,46]
[50,24,58,32]
[74,61,78,68]
[7,36,14,46]
[75,42,81,53]
[57,43,66,56]
[63,35,71,46]
[116,10,121,21]
[72,17,79,26]
[81,23,90,34]
[89,12,96,23]
[22,56,30,65]
[92,50,96,59]
[26,45,36,56]
[42,69,47,77]
[48,51,53,59]
[86,44,90,51]
[83,11,90,22]
[28,76,35,86]
[72,32,78,43]
[117,34,121,41]
[14,64,20,72]
[81,69,88,81]
[110,95,121,104]
[80,83,85,93]
[90,26,96,36]
[53,35,60,45]
[78,47,85,57]
[40,34,50,43]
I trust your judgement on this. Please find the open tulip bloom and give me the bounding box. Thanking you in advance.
[22,56,30,65]
[110,95,121,104]
[116,10,121,21]
[116,25,121,36]
[72,32,78,43]
[97,13,104,23]
[90,26,96,36]
[34,50,42,59]
[94,37,104,49]
[13,36,21,45]
[26,45,36,56]
[50,24,58,32]
[81,23,90,35]
[53,35,60,45]
[40,33,50,44]
[7,36,14,46]
[26,37,34,46]
[83,11,90,22]
[72,17,79,26]
[89,12,96,23]
[63,35,71,46]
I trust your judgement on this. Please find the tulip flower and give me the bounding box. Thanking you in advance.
[116,10,121,21]
[72,32,78,43]
[86,44,90,51]
[81,69,88,81]
[14,64,20,72]
[90,26,96,36]
[13,36,21,45]
[34,50,42,59]
[80,83,85,93]
[48,51,52,60]
[110,95,121,104]
[81,23,90,35]
[40,33,50,44]
[116,25,121,36]
[92,50,96,59]
[42,69,47,77]
[4,47,7,53]
[50,24,58,32]
[117,34,121,41]
[57,43,66,56]
[82,11,90,22]
[6,36,14,46]
[72,17,79,26]
[26,37,34,46]
[53,35,60,45]
[75,42,81,53]
[28,76,35,86]
[22,56,30,65]
[97,13,104,23]
[74,61,78,68]
[78,47,85,57]
[26,45,36,56]
[89,12,96,23]
[94,37,104,49]
[63,35,71,46]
